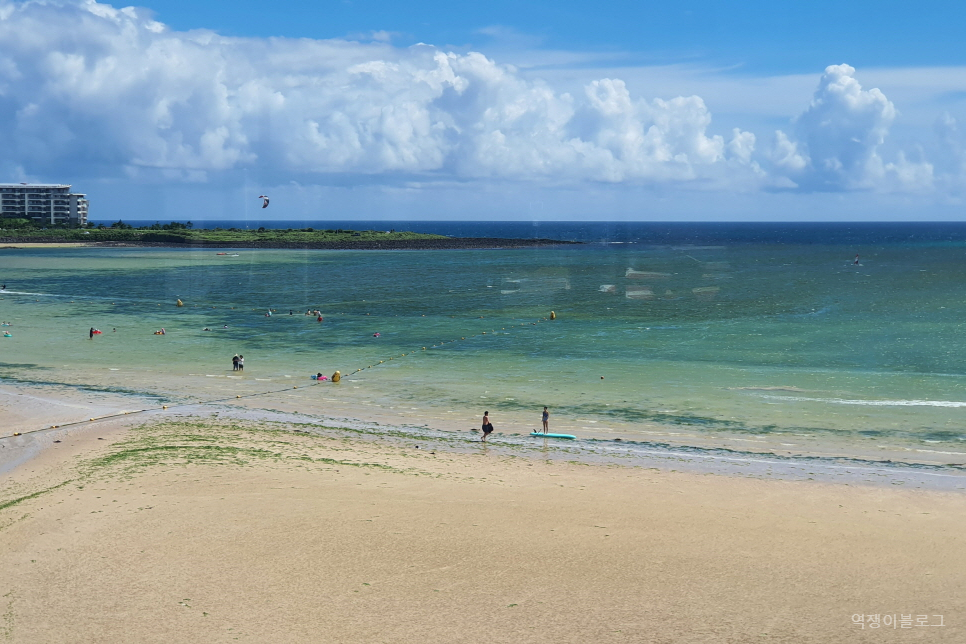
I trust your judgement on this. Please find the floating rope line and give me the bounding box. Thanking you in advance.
[347,316,554,375]
[2,314,559,439]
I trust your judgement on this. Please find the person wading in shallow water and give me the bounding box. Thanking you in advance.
[232,354,239,371]
[542,406,550,434]
[237,355,244,371]
[481,411,494,442]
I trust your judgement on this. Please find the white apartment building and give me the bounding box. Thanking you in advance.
[0,183,89,226]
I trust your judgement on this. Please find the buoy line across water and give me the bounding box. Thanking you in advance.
[2,312,560,439]
[346,314,556,376]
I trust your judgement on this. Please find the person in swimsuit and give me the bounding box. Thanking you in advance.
[481,411,494,442]
[232,354,239,371]
[542,407,550,433]
[90,327,95,340]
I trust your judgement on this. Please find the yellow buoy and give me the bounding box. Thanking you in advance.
[13,432,20,436]
[550,311,556,320]
[162,405,168,409]
[176,299,184,307]
[332,370,341,383]
[236,395,241,398]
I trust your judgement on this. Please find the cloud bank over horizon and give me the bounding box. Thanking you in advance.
[0,0,964,219]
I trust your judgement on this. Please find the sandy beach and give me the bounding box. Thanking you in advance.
[2,394,964,643]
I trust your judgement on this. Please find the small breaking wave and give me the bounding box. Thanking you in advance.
[759,394,966,408]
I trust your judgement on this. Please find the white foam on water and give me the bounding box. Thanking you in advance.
[759,394,966,408]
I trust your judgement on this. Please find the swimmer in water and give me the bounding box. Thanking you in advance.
[854,254,860,265]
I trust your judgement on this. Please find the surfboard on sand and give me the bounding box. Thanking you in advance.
[531,431,576,440]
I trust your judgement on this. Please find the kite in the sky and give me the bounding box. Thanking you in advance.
[259,195,270,208]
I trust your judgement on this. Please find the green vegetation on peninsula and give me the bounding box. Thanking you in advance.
[0,220,575,249]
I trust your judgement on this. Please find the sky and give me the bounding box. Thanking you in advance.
[1,0,965,221]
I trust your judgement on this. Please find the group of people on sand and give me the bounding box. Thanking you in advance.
[232,354,244,371]
[477,406,551,442]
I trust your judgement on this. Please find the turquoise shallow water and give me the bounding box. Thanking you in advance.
[2,237,966,464]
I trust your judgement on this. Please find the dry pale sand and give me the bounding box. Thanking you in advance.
[1,417,964,643]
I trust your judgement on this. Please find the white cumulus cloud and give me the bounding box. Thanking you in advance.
[0,0,757,187]
[0,1,946,200]
[770,64,932,191]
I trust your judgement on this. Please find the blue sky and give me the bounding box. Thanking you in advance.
[1,0,965,221]
[145,0,965,73]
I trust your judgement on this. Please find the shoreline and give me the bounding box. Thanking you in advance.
[0,237,581,250]
[3,381,965,491]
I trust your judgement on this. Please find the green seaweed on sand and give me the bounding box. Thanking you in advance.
[80,420,415,479]
[0,479,75,513]
[0,418,433,525]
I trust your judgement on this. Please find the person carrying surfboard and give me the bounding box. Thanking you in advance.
[542,407,550,434]
[482,411,494,442]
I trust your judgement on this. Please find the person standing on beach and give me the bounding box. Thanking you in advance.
[542,407,550,434]
[481,411,493,442]
[232,354,239,371]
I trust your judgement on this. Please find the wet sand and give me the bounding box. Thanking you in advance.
[1,400,964,643]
